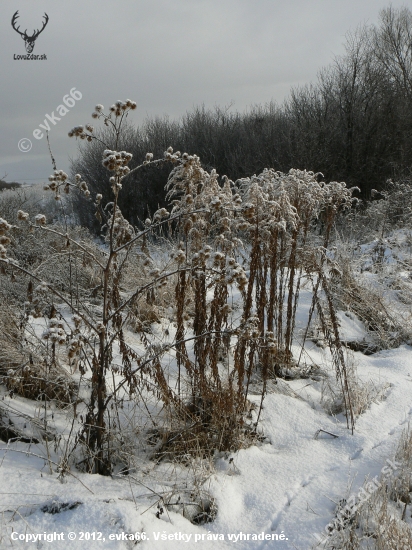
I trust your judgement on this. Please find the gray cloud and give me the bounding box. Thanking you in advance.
[0,0,407,184]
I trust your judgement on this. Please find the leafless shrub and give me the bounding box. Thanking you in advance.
[0,184,65,226]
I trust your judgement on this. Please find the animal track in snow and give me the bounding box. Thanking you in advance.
[270,484,305,530]
[301,473,317,487]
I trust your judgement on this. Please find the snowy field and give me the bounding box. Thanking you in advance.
[1,230,412,549]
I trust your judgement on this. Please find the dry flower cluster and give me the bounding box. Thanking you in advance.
[0,99,359,475]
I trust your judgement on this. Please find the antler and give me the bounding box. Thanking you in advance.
[11,11,25,37]
[32,13,49,39]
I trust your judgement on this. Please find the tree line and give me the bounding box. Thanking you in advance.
[71,6,412,230]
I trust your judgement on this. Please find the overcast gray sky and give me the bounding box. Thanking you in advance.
[0,0,409,185]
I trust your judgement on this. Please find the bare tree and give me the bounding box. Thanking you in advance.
[374,6,412,100]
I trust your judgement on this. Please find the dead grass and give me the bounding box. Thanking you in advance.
[329,249,411,352]
[0,300,25,371]
[0,294,76,404]
[321,352,390,418]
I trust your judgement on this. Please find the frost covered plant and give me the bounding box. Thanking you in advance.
[0,217,12,258]
[0,97,360,475]
[321,352,390,417]
[228,169,359,428]
[149,162,359,445]
[42,318,66,345]
[1,100,236,474]
[370,178,412,237]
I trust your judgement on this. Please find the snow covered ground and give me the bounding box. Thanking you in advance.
[1,232,412,549]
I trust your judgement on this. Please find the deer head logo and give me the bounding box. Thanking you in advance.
[11,11,49,54]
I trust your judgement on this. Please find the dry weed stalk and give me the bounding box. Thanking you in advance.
[0,98,359,474]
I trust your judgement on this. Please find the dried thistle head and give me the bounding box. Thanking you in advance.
[17,210,29,221]
[34,214,46,226]
[0,218,12,235]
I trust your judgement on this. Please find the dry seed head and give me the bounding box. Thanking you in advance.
[17,210,29,221]
[153,208,169,222]
[213,251,225,260]
[184,219,193,233]
[34,214,46,226]
[0,218,12,233]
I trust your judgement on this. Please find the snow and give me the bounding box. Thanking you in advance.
[2,348,411,548]
[1,232,412,549]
